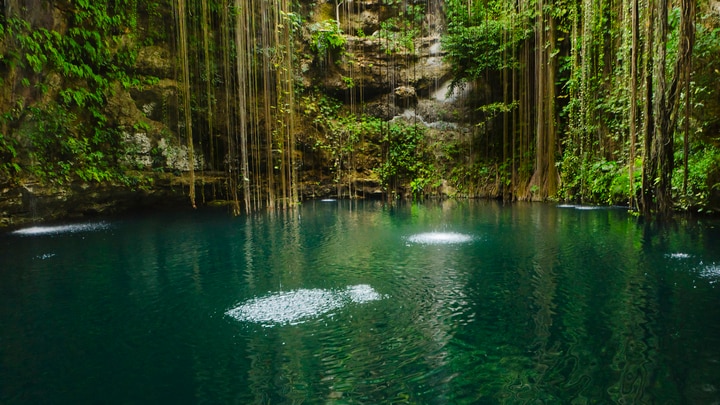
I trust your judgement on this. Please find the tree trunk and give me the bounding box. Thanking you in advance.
[629,0,638,208]
[530,0,558,200]
[640,0,656,216]
[652,0,673,217]
[641,0,695,217]
[675,0,696,195]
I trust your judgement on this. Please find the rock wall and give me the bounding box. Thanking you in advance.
[0,0,472,227]
[0,174,213,228]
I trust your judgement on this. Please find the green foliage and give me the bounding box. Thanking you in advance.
[442,0,531,84]
[673,143,720,213]
[0,1,157,186]
[558,153,641,206]
[341,76,355,88]
[376,122,435,198]
[302,91,341,129]
[368,1,425,55]
[668,17,720,213]
[20,104,121,185]
[439,0,720,213]
[0,131,20,181]
[6,0,141,89]
[300,91,436,198]
[301,91,382,183]
[309,20,346,57]
[376,17,420,54]
[139,1,168,45]
[692,23,720,139]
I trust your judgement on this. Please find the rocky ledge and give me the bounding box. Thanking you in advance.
[0,172,389,230]
[0,173,220,230]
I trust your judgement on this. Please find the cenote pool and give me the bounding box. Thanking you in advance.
[1,200,720,403]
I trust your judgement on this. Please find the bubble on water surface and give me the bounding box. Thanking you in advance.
[12,222,110,236]
[573,205,604,210]
[406,232,474,245]
[557,204,624,211]
[666,252,692,259]
[345,284,383,303]
[226,284,383,327]
[699,264,720,284]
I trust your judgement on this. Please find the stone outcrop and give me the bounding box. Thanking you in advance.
[134,46,174,78]
[314,35,452,102]
[0,173,228,229]
[0,0,466,227]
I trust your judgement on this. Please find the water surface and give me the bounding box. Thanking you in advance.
[1,201,719,403]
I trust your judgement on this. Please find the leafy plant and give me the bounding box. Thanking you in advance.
[376,18,420,54]
[559,154,641,206]
[309,20,346,57]
[376,122,435,198]
[18,104,125,185]
[442,0,531,84]
[0,131,20,181]
[673,142,720,213]
[0,1,157,186]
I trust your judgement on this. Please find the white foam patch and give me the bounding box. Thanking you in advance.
[406,232,474,245]
[321,198,337,202]
[573,205,603,210]
[226,284,383,326]
[345,284,383,303]
[700,264,720,284]
[666,252,692,259]
[12,222,110,236]
[558,204,616,210]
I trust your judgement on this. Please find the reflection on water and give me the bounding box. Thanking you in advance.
[1,202,720,403]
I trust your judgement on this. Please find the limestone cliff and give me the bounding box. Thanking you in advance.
[0,0,476,227]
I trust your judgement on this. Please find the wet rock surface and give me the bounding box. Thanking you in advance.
[0,174,225,229]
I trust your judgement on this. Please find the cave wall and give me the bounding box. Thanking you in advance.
[0,0,475,227]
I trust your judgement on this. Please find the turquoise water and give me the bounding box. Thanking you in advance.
[1,200,720,403]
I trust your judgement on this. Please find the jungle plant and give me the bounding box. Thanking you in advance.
[376,18,420,54]
[0,131,20,182]
[309,20,346,58]
[0,1,152,186]
[673,142,720,212]
[19,104,123,185]
[376,122,435,198]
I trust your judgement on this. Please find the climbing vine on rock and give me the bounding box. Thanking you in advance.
[0,0,154,186]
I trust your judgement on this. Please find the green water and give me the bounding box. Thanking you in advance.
[1,200,720,404]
